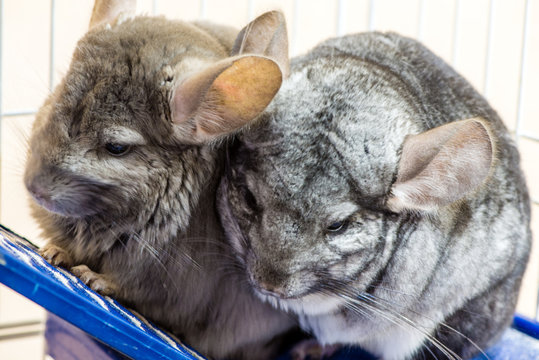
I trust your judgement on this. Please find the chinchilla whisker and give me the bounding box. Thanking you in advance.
[356,294,455,359]
[337,296,374,321]
[321,278,477,360]
[180,236,230,248]
[327,284,458,360]
[213,261,245,275]
[366,284,421,298]
[361,292,489,360]
[357,294,462,360]
[318,286,375,321]
[199,251,241,263]
[361,302,457,360]
[244,138,284,150]
[5,164,25,177]
[10,121,31,155]
[124,235,189,295]
[103,226,198,293]
[132,232,202,270]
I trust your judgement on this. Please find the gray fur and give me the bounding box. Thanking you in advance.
[219,32,531,360]
[24,14,296,360]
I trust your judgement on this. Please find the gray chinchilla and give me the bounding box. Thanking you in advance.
[24,0,297,358]
[218,32,531,360]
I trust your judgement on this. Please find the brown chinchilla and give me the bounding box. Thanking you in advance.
[24,0,296,358]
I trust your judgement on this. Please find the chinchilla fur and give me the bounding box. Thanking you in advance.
[218,32,531,360]
[24,3,297,359]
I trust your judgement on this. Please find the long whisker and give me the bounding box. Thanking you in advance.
[319,274,490,360]
[360,292,490,360]
[318,280,462,360]
[358,293,461,360]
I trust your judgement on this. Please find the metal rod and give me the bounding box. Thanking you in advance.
[0,320,43,330]
[1,110,38,117]
[337,0,346,36]
[291,0,299,55]
[368,0,375,31]
[451,0,461,66]
[49,0,56,91]
[483,0,495,96]
[199,0,207,19]
[520,130,539,143]
[417,0,426,41]
[515,0,531,147]
[247,0,254,20]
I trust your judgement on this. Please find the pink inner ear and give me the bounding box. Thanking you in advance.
[170,56,282,143]
[172,85,199,125]
[387,118,494,213]
[170,59,235,125]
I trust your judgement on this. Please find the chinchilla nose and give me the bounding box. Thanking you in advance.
[257,280,287,298]
[251,266,290,298]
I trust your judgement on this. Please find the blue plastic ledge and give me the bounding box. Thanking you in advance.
[1,224,539,360]
[0,225,204,360]
[513,314,539,339]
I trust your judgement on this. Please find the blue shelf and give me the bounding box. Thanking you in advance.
[0,225,203,360]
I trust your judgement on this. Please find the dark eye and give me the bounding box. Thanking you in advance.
[240,184,258,211]
[326,220,348,233]
[105,143,131,156]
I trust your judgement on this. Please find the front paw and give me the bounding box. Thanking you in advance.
[40,243,73,268]
[71,265,118,296]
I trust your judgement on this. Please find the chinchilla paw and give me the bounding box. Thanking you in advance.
[40,243,73,268]
[71,264,117,296]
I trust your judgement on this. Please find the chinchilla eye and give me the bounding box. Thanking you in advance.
[105,143,131,156]
[241,184,258,211]
[326,220,348,233]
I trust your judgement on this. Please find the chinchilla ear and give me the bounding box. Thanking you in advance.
[170,11,289,144]
[89,0,136,29]
[232,10,289,78]
[171,55,282,143]
[387,118,495,213]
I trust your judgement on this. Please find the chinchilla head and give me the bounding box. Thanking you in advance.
[219,31,530,330]
[24,0,288,248]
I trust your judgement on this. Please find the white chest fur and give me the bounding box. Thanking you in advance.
[300,312,429,360]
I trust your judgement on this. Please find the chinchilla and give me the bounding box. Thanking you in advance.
[23,0,298,358]
[218,32,531,360]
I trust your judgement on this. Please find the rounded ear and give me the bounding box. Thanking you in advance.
[232,10,290,78]
[171,55,283,143]
[170,10,289,144]
[89,0,136,29]
[387,118,495,213]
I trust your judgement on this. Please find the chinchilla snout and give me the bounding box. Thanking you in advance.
[24,161,117,218]
[249,263,316,300]
[249,268,289,299]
